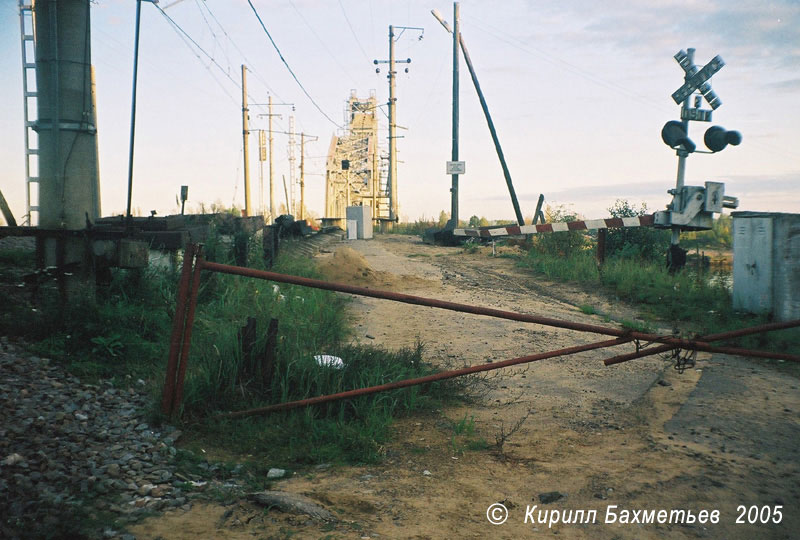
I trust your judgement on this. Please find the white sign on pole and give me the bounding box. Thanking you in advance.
[446,161,465,175]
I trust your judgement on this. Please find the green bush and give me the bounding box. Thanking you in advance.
[468,215,490,228]
[605,199,670,260]
[531,205,589,257]
[392,218,436,235]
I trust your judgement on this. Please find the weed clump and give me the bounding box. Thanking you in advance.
[165,244,454,464]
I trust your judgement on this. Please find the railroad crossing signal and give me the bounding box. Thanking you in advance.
[671,51,724,108]
[657,48,741,271]
[662,48,741,154]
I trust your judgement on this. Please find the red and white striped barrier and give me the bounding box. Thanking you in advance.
[453,214,655,238]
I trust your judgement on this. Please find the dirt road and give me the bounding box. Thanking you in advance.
[132,234,799,539]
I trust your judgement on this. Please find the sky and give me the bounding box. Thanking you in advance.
[1,0,798,225]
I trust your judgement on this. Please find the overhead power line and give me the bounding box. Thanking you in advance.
[192,0,232,70]
[198,0,285,102]
[337,0,371,62]
[288,0,357,84]
[471,18,800,161]
[156,7,238,104]
[154,3,277,117]
[155,4,239,89]
[245,0,343,129]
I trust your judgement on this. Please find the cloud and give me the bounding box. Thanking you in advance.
[468,173,800,205]
[520,0,800,71]
[469,180,665,202]
[723,172,800,194]
[768,78,800,92]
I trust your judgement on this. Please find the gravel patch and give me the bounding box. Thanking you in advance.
[0,338,243,539]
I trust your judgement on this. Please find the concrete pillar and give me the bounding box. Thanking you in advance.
[34,0,100,298]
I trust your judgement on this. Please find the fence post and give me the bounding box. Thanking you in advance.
[263,318,279,387]
[262,225,279,268]
[596,228,607,266]
[162,243,196,416]
[171,244,204,417]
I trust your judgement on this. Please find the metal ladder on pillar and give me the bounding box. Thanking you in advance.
[19,1,39,226]
[376,155,390,220]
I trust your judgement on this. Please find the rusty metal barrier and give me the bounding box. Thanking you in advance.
[603,319,800,366]
[161,244,800,418]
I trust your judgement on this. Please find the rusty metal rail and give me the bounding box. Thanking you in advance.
[160,244,800,418]
[603,319,800,366]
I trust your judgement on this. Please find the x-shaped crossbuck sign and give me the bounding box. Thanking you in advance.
[671,51,725,109]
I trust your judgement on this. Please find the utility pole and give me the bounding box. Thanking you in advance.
[288,115,296,216]
[268,96,275,223]
[449,3,459,229]
[300,133,305,220]
[373,126,379,215]
[258,129,266,216]
[241,64,252,217]
[432,3,526,227]
[374,25,421,228]
[126,0,144,222]
[282,174,290,214]
[299,132,319,221]
[257,98,294,222]
[388,25,397,224]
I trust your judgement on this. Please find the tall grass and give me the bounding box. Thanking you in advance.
[520,249,800,353]
[193,342,444,464]
[0,263,176,381]
[522,249,733,322]
[178,251,351,413]
[125,232,453,464]
[179,242,449,463]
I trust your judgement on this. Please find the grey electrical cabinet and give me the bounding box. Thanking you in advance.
[345,206,373,240]
[732,212,800,321]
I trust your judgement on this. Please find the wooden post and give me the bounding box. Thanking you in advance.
[242,65,251,217]
[263,318,279,388]
[597,228,607,266]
